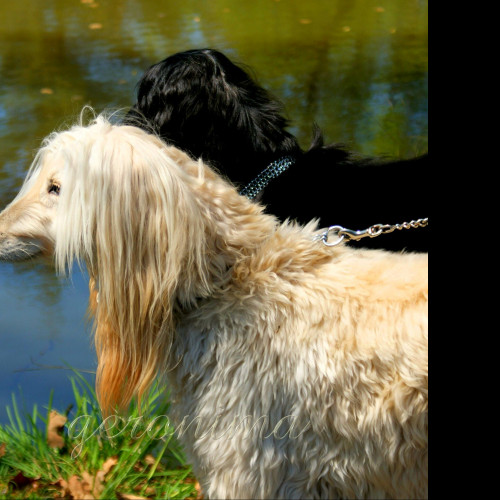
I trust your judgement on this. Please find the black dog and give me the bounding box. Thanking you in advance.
[125,48,429,252]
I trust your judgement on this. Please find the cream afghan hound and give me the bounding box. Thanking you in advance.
[0,113,428,499]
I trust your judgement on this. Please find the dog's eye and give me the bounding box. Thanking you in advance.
[48,182,61,195]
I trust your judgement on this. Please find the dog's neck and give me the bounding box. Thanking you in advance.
[174,160,279,309]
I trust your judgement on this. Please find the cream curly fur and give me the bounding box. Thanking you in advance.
[0,113,428,499]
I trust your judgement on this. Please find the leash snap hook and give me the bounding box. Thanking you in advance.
[338,227,372,241]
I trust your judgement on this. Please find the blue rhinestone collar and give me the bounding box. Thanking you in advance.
[239,156,296,200]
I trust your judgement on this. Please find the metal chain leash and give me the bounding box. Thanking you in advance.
[313,218,428,247]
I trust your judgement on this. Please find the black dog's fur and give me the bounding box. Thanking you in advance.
[125,49,429,252]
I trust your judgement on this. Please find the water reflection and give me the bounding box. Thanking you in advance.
[0,0,427,423]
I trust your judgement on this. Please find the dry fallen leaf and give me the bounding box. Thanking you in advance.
[71,475,94,499]
[0,443,5,458]
[101,456,119,474]
[83,470,103,498]
[91,455,118,495]
[47,410,67,449]
[59,456,118,498]
[59,475,94,499]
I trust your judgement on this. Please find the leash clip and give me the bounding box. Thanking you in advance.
[337,226,373,241]
[314,224,385,247]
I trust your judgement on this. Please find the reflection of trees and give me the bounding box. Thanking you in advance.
[196,0,428,158]
[0,0,428,199]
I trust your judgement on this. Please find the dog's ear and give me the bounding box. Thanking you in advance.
[90,126,201,412]
[52,120,211,413]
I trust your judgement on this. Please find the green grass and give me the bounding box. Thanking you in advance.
[0,370,198,499]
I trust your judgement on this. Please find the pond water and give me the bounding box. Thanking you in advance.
[0,0,428,423]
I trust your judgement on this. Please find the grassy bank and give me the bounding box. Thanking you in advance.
[0,371,199,499]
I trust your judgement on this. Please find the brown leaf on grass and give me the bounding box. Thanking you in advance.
[57,457,118,499]
[101,456,119,474]
[71,475,94,499]
[0,442,5,458]
[47,410,67,449]
[58,475,94,499]
[83,471,102,498]
[91,456,118,496]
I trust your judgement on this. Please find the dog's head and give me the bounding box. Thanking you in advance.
[0,113,199,268]
[0,143,63,261]
[125,48,301,186]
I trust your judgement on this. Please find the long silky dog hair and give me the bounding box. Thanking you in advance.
[0,114,427,498]
[125,48,429,252]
